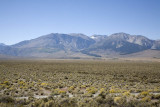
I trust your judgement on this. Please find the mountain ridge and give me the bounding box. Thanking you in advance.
[0,32,160,59]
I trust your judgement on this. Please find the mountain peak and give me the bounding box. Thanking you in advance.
[110,32,150,41]
[69,33,85,36]
[112,32,129,35]
[69,33,86,37]
[110,32,130,39]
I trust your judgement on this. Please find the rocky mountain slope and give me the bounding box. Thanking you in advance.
[85,33,155,55]
[0,33,159,58]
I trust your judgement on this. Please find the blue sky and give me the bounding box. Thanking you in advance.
[0,0,160,45]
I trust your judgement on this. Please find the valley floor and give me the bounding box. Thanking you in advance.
[0,60,160,106]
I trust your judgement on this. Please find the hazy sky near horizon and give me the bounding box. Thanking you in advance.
[0,0,160,45]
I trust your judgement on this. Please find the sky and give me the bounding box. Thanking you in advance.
[0,0,160,45]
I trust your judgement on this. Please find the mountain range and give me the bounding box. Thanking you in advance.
[0,32,160,59]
